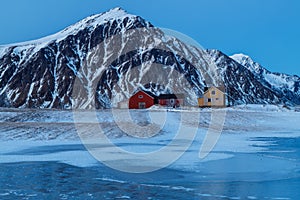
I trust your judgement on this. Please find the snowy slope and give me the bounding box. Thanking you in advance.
[0,8,137,55]
[0,7,157,108]
[231,53,300,105]
[208,50,282,105]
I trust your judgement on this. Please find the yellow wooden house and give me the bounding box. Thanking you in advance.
[198,86,226,107]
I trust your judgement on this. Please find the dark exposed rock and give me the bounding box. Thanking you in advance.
[0,8,299,109]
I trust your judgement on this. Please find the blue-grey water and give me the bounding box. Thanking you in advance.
[0,137,299,200]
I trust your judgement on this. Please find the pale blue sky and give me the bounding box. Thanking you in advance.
[0,0,299,75]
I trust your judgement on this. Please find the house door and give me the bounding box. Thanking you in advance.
[170,99,175,107]
[139,102,146,109]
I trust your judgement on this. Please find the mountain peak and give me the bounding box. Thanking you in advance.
[0,7,136,49]
[230,53,252,64]
[94,6,131,20]
[57,7,134,37]
[230,53,263,74]
[108,7,127,13]
[0,7,145,59]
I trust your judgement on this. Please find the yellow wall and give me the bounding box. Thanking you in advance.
[198,98,204,107]
[198,87,226,107]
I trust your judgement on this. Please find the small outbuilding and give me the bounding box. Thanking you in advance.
[198,86,226,107]
[158,94,184,108]
[118,100,129,109]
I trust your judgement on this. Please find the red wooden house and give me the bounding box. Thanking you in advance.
[129,90,156,109]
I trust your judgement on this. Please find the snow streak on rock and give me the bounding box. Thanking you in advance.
[0,7,299,108]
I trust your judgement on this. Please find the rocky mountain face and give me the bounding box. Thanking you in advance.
[230,53,300,105]
[0,7,299,109]
[207,50,300,105]
[0,8,156,108]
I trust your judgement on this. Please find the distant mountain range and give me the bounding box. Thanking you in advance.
[0,7,299,109]
[209,50,300,105]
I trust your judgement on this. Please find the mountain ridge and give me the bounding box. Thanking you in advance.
[0,7,135,48]
[0,8,299,109]
[230,52,300,105]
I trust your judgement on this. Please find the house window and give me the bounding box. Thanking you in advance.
[216,98,219,101]
[138,95,143,99]
[207,98,211,102]
[211,91,216,95]
[139,102,146,109]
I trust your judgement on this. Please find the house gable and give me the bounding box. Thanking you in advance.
[133,90,155,100]
[204,86,225,96]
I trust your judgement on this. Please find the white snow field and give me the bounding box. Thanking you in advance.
[0,105,299,199]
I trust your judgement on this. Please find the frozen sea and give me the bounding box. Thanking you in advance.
[0,105,299,200]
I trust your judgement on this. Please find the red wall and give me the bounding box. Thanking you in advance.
[159,99,183,107]
[129,91,155,109]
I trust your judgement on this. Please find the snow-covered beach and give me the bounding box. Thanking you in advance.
[0,105,299,199]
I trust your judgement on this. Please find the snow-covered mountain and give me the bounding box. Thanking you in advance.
[0,7,156,108]
[0,7,299,108]
[207,50,283,105]
[230,53,300,105]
